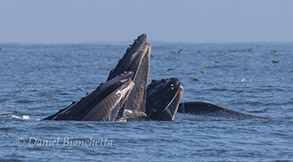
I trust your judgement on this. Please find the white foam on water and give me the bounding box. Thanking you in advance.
[241,78,247,82]
[2,114,33,120]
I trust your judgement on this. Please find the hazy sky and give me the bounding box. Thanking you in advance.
[1,0,293,43]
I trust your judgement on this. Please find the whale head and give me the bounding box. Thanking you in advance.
[146,78,183,121]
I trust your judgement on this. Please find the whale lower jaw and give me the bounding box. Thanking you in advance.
[157,86,183,121]
[43,72,135,121]
[82,80,134,121]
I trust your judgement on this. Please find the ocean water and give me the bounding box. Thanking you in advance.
[0,42,292,162]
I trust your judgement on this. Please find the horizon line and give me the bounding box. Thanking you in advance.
[1,40,292,45]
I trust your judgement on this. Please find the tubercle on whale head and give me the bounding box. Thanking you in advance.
[133,33,147,45]
[148,78,180,92]
[134,33,146,41]
[121,33,147,62]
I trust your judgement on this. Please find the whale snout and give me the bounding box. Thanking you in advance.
[167,78,180,91]
[170,78,180,85]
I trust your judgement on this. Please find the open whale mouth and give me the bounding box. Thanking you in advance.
[44,34,184,122]
[107,34,151,116]
[146,78,183,121]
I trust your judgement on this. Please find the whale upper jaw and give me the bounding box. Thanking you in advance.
[146,78,183,121]
[43,71,134,121]
[107,33,147,81]
[107,34,150,116]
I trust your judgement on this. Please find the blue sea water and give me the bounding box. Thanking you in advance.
[0,42,292,162]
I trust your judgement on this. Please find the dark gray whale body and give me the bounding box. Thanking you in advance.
[178,102,267,119]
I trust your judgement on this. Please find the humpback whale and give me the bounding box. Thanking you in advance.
[178,102,267,119]
[44,34,184,122]
[107,34,150,118]
[146,78,183,121]
[43,33,269,122]
[44,71,134,121]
